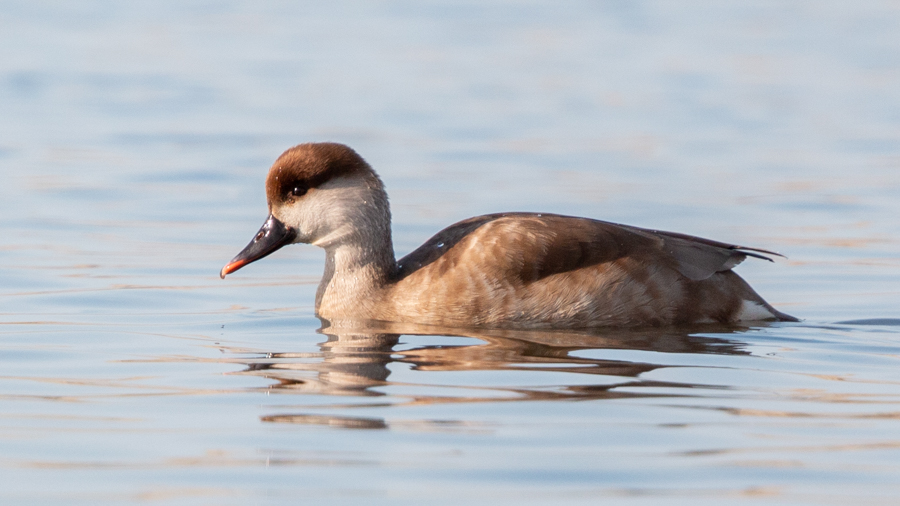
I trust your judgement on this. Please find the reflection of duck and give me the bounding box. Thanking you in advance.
[239,321,751,407]
[244,330,398,397]
[221,142,796,328]
[391,323,749,377]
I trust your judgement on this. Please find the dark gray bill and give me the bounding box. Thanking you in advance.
[220,215,296,278]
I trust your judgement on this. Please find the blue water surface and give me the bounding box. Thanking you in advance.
[1,1,899,504]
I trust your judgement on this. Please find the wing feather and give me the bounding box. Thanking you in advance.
[394,213,782,283]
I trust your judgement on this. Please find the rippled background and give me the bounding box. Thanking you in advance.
[2,1,899,504]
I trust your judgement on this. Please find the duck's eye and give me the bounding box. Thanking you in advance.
[290,185,308,198]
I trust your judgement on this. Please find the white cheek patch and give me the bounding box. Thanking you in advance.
[736,300,776,321]
[298,176,383,248]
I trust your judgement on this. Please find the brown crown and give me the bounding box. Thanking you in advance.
[265,142,371,206]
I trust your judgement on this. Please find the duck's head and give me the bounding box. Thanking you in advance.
[220,142,389,278]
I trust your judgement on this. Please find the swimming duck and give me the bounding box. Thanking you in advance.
[221,142,797,328]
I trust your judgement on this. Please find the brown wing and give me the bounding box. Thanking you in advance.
[395,213,779,283]
[621,226,783,280]
[394,214,500,278]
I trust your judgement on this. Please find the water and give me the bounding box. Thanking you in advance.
[2,1,900,504]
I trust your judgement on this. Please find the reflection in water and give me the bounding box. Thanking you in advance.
[237,321,756,428]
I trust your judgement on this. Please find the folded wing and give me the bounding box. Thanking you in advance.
[395,213,782,284]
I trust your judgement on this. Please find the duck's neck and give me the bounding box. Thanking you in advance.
[313,207,397,318]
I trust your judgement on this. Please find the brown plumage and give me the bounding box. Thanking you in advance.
[221,142,797,328]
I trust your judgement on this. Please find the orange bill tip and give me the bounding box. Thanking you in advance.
[219,260,247,279]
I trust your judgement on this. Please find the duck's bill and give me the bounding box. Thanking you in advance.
[220,215,297,278]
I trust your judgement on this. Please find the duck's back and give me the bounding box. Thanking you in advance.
[378,213,794,328]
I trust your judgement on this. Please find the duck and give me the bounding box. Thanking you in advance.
[220,142,797,328]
